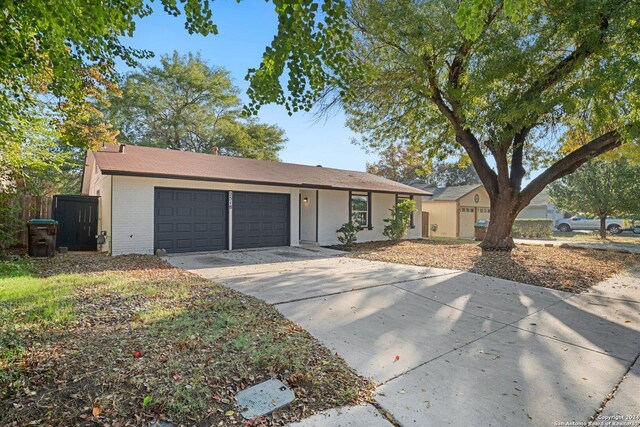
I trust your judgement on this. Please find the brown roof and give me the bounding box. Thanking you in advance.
[92,145,429,195]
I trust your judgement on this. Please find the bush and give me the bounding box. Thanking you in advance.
[383,200,417,241]
[512,219,553,239]
[336,221,361,248]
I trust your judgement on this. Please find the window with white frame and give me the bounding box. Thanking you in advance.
[351,192,369,227]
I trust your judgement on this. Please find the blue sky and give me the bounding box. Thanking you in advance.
[117,1,378,171]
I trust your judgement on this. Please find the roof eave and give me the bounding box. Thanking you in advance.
[99,169,430,196]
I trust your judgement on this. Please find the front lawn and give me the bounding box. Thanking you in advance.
[344,239,640,292]
[0,254,373,426]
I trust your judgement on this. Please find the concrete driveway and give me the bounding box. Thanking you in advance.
[167,247,640,426]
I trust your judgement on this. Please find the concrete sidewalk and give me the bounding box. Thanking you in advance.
[168,248,640,426]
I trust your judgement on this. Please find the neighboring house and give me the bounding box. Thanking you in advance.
[81,144,428,255]
[415,184,491,238]
[516,190,564,224]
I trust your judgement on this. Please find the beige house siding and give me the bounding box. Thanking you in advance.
[421,200,458,237]
[422,186,490,238]
[459,187,490,207]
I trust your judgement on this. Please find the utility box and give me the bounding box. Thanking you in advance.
[27,219,58,258]
[474,220,489,241]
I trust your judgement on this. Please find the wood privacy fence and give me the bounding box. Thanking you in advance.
[8,195,54,247]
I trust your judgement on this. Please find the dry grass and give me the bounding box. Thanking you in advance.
[1,253,373,426]
[344,239,640,293]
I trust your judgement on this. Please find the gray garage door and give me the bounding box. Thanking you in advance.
[154,188,227,253]
[232,192,290,249]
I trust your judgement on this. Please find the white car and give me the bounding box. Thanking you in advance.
[556,216,627,234]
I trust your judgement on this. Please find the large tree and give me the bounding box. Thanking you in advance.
[365,145,429,182]
[423,162,480,188]
[0,0,349,192]
[104,52,285,160]
[287,0,640,250]
[549,157,640,238]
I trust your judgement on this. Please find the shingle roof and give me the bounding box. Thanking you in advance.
[92,145,429,195]
[418,184,484,201]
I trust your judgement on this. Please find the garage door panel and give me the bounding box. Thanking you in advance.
[232,192,290,249]
[155,188,227,253]
[459,207,476,238]
[157,223,173,233]
[156,239,174,249]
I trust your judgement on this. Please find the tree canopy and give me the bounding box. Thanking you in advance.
[310,0,640,249]
[423,162,481,188]
[1,0,347,148]
[104,52,286,160]
[549,157,640,237]
[365,145,428,182]
[366,147,480,187]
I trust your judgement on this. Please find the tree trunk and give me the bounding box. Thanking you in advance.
[599,216,607,239]
[480,197,518,251]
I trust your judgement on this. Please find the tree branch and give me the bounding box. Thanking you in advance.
[447,2,503,110]
[519,128,625,208]
[515,13,610,129]
[424,57,498,194]
[509,126,531,190]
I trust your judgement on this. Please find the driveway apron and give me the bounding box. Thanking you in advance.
[167,248,640,426]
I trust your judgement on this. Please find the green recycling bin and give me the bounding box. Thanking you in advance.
[474,220,489,241]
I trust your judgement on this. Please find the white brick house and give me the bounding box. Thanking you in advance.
[81,145,428,255]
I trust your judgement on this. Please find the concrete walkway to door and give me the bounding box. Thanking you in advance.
[167,247,640,426]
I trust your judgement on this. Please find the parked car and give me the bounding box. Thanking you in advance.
[556,216,626,234]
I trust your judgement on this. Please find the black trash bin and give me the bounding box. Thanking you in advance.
[27,219,58,258]
[474,220,489,241]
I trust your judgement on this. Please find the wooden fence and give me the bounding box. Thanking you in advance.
[6,195,54,247]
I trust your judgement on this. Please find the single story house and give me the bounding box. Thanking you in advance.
[81,144,428,255]
[413,183,566,238]
[416,184,491,238]
[516,190,564,224]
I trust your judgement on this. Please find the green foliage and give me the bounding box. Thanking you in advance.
[2,0,347,199]
[366,144,429,182]
[423,162,481,187]
[0,258,34,277]
[103,52,286,160]
[289,0,640,249]
[549,157,640,236]
[512,219,553,239]
[336,221,361,248]
[244,0,355,115]
[383,200,417,241]
[338,0,640,155]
